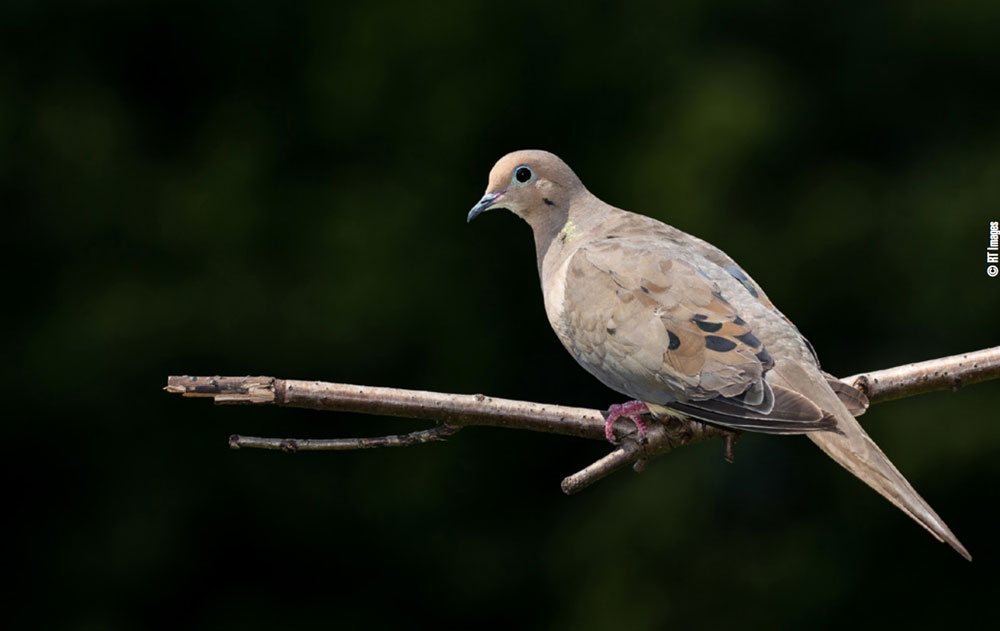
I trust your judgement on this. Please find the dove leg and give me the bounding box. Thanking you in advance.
[722,431,741,463]
[604,400,650,443]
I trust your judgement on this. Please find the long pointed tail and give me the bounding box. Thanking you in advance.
[807,414,970,561]
[772,360,970,560]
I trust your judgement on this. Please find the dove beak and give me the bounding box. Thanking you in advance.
[467,190,505,223]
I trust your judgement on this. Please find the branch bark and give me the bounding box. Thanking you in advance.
[166,346,1000,493]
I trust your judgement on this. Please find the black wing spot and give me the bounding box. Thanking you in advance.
[756,347,773,366]
[733,316,746,326]
[735,331,761,348]
[692,313,708,321]
[725,264,760,298]
[725,265,748,281]
[667,330,680,350]
[543,198,555,206]
[607,327,616,335]
[693,319,723,333]
[705,336,737,352]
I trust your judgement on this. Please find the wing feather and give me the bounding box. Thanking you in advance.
[560,239,832,433]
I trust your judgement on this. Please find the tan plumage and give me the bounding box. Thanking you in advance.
[468,149,969,560]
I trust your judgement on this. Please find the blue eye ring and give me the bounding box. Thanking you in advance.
[513,166,534,185]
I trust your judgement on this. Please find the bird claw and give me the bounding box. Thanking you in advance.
[604,400,650,444]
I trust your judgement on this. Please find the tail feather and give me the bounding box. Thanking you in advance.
[773,360,970,560]
[807,416,970,561]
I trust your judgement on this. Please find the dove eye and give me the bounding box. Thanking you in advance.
[514,166,534,184]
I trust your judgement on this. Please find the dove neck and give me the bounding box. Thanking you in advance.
[531,192,605,276]
[530,206,570,271]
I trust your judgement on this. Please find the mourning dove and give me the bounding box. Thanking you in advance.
[468,149,969,560]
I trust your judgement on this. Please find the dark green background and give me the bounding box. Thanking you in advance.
[6,1,999,628]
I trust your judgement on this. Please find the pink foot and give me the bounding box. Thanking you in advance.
[604,400,650,443]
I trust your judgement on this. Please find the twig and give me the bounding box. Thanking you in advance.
[166,345,1000,494]
[229,424,461,452]
[559,418,728,494]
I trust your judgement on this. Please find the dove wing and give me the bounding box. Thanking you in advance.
[556,238,835,433]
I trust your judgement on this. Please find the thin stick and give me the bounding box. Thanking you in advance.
[559,418,728,494]
[228,424,460,452]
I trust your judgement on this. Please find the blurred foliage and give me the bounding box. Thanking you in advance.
[4,0,1000,628]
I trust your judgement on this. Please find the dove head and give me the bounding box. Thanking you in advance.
[467,150,586,230]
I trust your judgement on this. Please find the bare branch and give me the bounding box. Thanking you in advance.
[843,346,1000,403]
[166,345,999,494]
[165,376,608,439]
[228,424,461,452]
